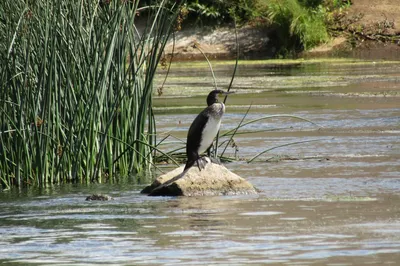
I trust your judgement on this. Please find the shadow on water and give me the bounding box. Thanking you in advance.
[1,59,400,265]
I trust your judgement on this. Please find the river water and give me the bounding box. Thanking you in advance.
[1,59,399,265]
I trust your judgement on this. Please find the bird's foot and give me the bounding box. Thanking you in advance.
[196,156,211,171]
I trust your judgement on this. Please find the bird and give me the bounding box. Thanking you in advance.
[148,89,233,195]
[184,89,233,172]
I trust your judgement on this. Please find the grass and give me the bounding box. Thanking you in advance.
[0,0,184,189]
[262,0,330,52]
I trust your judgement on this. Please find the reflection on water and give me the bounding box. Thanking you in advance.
[1,60,400,265]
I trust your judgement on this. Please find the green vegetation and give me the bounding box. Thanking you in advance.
[185,0,261,25]
[0,0,184,188]
[265,0,329,52]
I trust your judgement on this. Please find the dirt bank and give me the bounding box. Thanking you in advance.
[346,0,400,35]
[307,0,400,59]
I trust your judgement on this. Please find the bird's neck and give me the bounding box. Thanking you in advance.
[207,96,220,106]
[207,101,225,118]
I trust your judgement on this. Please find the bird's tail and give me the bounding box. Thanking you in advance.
[148,160,196,196]
[183,160,195,172]
[148,167,190,196]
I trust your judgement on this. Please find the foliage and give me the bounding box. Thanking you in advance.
[330,0,352,9]
[264,0,330,53]
[299,0,324,8]
[184,0,261,25]
[0,0,184,188]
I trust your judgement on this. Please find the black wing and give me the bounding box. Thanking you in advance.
[186,108,209,161]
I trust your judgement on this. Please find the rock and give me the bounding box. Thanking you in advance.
[141,162,257,197]
[85,194,114,201]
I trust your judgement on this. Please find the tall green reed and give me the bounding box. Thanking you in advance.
[0,0,184,188]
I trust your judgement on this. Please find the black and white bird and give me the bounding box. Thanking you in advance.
[184,89,233,172]
[148,89,233,195]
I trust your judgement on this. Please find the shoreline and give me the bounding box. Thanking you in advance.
[164,0,400,61]
[164,26,400,61]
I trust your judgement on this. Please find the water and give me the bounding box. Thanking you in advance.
[1,59,400,265]
[1,186,400,265]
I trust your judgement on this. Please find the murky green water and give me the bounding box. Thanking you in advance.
[1,59,400,265]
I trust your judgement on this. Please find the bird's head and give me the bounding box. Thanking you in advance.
[206,89,234,106]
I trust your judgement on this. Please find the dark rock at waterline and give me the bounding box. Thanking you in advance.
[141,162,257,197]
[85,194,114,201]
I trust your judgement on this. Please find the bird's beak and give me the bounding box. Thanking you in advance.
[221,91,234,96]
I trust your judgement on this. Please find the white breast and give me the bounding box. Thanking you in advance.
[199,116,221,154]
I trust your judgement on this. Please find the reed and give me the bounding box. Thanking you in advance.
[0,0,184,188]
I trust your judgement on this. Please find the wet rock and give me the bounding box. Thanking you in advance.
[85,194,114,201]
[141,162,257,197]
